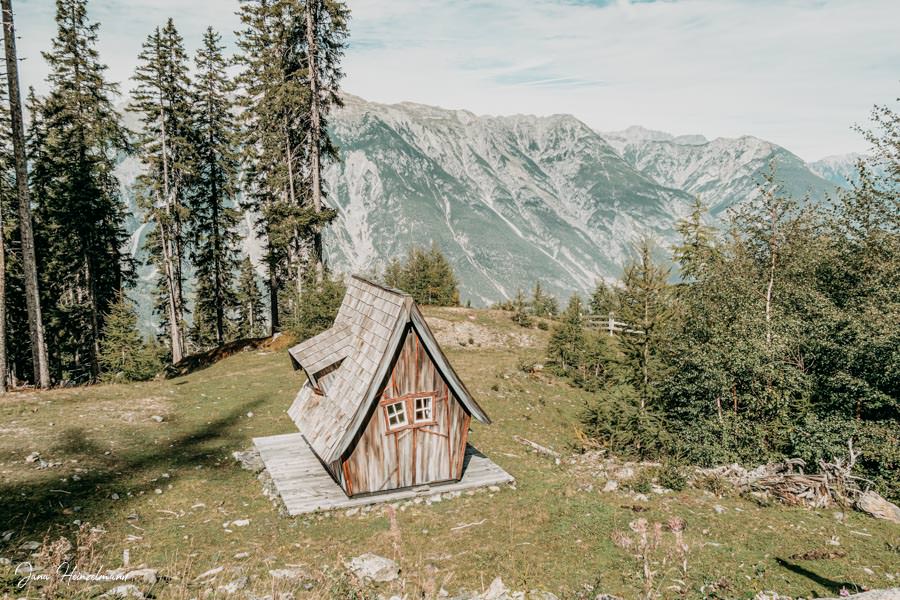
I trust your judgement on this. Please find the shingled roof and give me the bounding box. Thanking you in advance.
[287,276,490,466]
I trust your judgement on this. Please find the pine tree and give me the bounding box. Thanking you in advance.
[236,0,306,333]
[0,78,13,392]
[590,280,618,317]
[511,289,532,327]
[2,0,51,388]
[531,282,558,318]
[189,27,241,347]
[130,19,194,363]
[0,138,6,393]
[235,257,265,339]
[30,0,130,382]
[98,293,161,382]
[617,239,674,413]
[547,295,586,377]
[288,268,346,341]
[381,244,459,306]
[302,0,349,281]
[383,257,404,290]
[237,0,346,328]
[673,197,717,281]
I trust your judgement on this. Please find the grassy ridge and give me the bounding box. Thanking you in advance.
[0,308,897,598]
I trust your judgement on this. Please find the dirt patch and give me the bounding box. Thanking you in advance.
[90,396,171,424]
[427,317,537,350]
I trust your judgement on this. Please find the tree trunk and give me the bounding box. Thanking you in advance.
[0,198,6,393]
[2,0,50,389]
[84,257,100,380]
[305,0,324,284]
[158,91,184,364]
[266,227,279,335]
[211,158,224,346]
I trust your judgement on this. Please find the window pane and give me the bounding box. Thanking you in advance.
[386,401,407,428]
[414,396,432,422]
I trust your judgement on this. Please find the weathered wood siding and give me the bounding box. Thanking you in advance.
[343,326,469,495]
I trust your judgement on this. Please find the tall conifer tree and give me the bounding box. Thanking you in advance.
[189,27,241,347]
[2,0,51,387]
[130,19,194,363]
[302,0,348,281]
[29,0,129,382]
[0,89,7,392]
[237,0,347,332]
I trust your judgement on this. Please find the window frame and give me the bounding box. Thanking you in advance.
[384,400,408,430]
[381,391,439,432]
[413,395,434,423]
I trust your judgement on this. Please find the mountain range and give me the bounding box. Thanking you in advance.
[117,95,862,315]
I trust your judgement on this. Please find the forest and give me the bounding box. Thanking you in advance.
[0,0,350,387]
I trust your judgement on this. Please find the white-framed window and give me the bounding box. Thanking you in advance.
[385,401,408,430]
[414,396,433,423]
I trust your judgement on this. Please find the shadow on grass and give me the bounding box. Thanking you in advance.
[0,397,265,549]
[775,557,858,596]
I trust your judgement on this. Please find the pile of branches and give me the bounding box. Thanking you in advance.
[696,440,900,523]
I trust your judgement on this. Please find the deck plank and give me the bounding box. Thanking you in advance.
[253,433,514,515]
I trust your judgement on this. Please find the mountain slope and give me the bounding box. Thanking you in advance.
[601,126,839,216]
[322,97,696,304]
[118,97,850,311]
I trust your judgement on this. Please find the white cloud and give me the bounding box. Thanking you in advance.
[16,0,900,160]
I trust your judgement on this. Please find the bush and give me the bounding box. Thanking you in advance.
[657,462,687,491]
[630,471,653,494]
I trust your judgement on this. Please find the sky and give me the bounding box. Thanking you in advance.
[16,0,900,161]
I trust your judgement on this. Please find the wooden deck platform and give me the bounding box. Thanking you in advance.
[253,433,514,516]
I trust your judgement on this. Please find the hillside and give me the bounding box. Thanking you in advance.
[1,308,897,599]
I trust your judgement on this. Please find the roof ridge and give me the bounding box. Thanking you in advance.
[350,274,410,298]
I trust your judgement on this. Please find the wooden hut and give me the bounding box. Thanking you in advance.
[286,276,492,497]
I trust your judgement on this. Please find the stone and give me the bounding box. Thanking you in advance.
[816,590,900,600]
[345,507,360,517]
[124,568,158,584]
[151,415,164,423]
[633,493,649,502]
[713,504,726,514]
[101,584,145,599]
[483,577,510,600]
[219,577,248,594]
[269,568,309,581]
[19,541,40,551]
[602,480,618,493]
[111,493,120,501]
[0,557,11,566]
[194,566,224,581]
[232,448,262,472]
[488,485,501,493]
[25,452,40,464]
[614,467,634,480]
[346,553,400,583]
[230,519,250,527]
[856,491,900,524]
[234,552,250,560]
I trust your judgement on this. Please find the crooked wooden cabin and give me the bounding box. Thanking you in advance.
[286,276,491,497]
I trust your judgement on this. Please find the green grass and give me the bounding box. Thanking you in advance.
[0,307,898,599]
